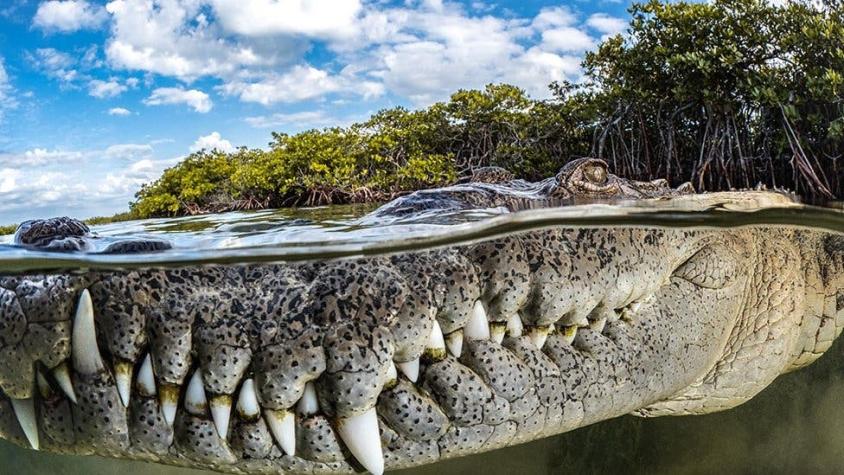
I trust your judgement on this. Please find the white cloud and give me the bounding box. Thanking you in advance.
[0,170,86,210]
[0,142,155,169]
[81,44,102,68]
[540,27,595,53]
[0,148,85,167]
[531,6,578,30]
[244,110,332,128]
[0,168,20,193]
[338,2,591,102]
[29,47,137,101]
[143,87,213,113]
[500,48,582,95]
[209,0,363,39]
[29,48,79,84]
[0,57,15,119]
[29,0,606,111]
[32,48,73,70]
[220,64,383,105]
[104,0,299,81]
[129,158,155,173]
[98,172,142,195]
[88,78,127,98]
[0,165,150,219]
[104,143,154,160]
[108,107,131,116]
[33,0,108,33]
[363,6,537,103]
[0,143,174,221]
[190,132,235,153]
[586,13,627,37]
[95,0,597,105]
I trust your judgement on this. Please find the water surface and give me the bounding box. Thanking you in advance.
[0,191,841,272]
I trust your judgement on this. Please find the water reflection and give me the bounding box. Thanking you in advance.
[3,324,844,474]
[3,192,841,275]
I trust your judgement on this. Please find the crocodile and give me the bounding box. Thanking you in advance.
[370,157,694,218]
[0,158,841,475]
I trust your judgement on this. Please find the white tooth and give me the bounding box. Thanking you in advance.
[264,409,295,456]
[385,362,398,385]
[445,330,463,358]
[464,301,490,340]
[489,323,506,344]
[528,326,550,350]
[210,395,232,440]
[52,362,77,404]
[425,320,446,360]
[71,289,104,375]
[506,314,523,338]
[159,384,180,426]
[630,301,642,313]
[297,381,319,416]
[589,317,607,333]
[185,370,207,416]
[11,398,39,450]
[137,354,157,398]
[336,408,384,475]
[396,359,420,382]
[114,360,132,407]
[236,379,260,419]
[561,325,577,345]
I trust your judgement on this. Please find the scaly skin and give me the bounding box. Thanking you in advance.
[0,159,840,474]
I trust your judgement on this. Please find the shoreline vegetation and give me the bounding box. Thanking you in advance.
[7,0,843,233]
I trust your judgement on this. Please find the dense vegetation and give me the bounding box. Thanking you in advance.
[130,0,844,219]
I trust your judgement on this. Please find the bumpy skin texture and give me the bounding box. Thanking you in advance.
[13,216,171,253]
[373,158,693,217]
[0,159,842,475]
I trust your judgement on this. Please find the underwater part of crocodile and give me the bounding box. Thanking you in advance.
[0,159,841,475]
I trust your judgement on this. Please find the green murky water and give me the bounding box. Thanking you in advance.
[2,192,844,474]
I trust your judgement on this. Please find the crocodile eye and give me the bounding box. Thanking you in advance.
[583,163,608,185]
[673,244,739,289]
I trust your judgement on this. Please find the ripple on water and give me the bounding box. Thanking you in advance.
[0,191,841,274]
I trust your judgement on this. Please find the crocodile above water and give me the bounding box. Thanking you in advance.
[0,158,841,475]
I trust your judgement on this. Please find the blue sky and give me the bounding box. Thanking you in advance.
[0,0,635,223]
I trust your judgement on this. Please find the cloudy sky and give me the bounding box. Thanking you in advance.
[0,0,633,223]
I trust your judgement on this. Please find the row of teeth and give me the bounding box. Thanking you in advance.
[7,288,638,475]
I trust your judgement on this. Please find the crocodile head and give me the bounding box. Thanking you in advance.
[0,196,840,475]
[374,158,693,218]
[13,216,171,254]
[549,157,694,199]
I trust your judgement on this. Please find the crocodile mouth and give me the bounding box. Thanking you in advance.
[0,227,779,474]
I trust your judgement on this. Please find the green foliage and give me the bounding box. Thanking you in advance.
[131,84,576,218]
[85,212,137,225]
[583,0,844,196]
[132,150,242,217]
[128,0,844,219]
